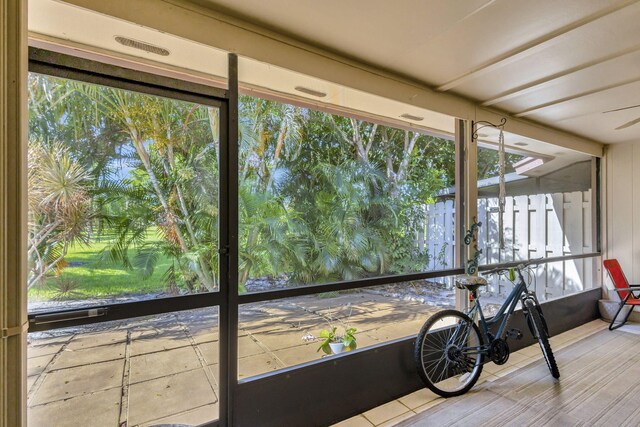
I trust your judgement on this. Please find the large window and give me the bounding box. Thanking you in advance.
[238,97,458,292]
[475,135,598,305]
[24,49,602,425]
[28,73,220,311]
[27,69,224,427]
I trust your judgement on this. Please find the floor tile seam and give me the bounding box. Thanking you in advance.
[395,399,413,413]
[398,396,438,412]
[45,356,127,373]
[483,361,517,375]
[238,326,284,335]
[362,398,412,416]
[27,332,77,405]
[243,331,287,368]
[137,402,218,427]
[268,340,320,353]
[192,341,218,350]
[181,320,220,400]
[64,339,128,352]
[413,397,446,414]
[28,384,123,408]
[27,338,72,348]
[118,329,132,426]
[377,410,419,427]
[564,326,603,341]
[362,407,413,426]
[289,301,352,327]
[27,348,65,359]
[49,355,124,373]
[129,342,194,357]
[127,366,205,387]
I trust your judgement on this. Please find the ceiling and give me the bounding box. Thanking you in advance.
[188,0,640,144]
[26,0,594,170]
[28,0,456,138]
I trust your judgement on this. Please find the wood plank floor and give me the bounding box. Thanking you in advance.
[399,324,640,426]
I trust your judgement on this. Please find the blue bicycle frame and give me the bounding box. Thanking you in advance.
[466,270,534,347]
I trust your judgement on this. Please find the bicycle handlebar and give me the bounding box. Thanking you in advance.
[480,257,544,277]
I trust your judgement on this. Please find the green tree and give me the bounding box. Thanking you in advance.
[27,141,93,289]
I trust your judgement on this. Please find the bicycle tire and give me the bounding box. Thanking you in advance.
[524,298,560,379]
[414,310,484,397]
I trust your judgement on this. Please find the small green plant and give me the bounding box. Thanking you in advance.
[317,326,357,354]
[50,277,83,300]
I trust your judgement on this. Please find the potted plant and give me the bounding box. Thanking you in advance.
[316,326,357,355]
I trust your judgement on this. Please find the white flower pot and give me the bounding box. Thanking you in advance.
[329,342,344,354]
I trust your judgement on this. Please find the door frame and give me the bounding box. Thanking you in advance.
[26,47,238,427]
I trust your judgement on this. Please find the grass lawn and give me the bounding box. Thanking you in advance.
[29,228,174,301]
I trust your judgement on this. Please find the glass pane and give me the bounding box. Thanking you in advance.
[237,279,455,379]
[475,132,596,302]
[27,308,219,426]
[27,73,220,312]
[238,95,457,293]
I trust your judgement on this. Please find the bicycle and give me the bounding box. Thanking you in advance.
[414,259,559,397]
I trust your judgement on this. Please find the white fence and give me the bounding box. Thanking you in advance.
[417,190,595,301]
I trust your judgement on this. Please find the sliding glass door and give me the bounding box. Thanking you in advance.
[26,49,230,427]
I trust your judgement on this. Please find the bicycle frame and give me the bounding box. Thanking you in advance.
[467,270,532,346]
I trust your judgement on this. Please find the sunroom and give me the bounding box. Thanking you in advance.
[0,1,637,426]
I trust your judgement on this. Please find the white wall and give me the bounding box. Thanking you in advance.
[606,142,640,287]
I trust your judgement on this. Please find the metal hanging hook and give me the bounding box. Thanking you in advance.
[472,117,508,250]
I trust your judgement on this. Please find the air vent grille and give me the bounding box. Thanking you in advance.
[294,86,327,97]
[400,113,424,121]
[115,36,170,56]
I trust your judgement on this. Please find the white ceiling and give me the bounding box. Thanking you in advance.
[188,0,640,144]
[28,0,456,138]
[26,0,595,171]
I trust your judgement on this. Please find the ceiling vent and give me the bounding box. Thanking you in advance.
[115,36,170,56]
[400,113,424,121]
[294,86,327,97]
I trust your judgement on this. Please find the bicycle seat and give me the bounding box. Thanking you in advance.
[455,275,488,292]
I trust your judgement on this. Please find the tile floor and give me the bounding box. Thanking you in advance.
[331,319,609,427]
[26,292,446,426]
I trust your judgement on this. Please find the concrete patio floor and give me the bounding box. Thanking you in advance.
[27,290,450,426]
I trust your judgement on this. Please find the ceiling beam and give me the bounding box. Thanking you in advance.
[481,43,640,107]
[51,0,606,155]
[436,0,639,92]
[514,76,640,118]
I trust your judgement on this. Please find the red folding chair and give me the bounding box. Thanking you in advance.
[603,259,640,330]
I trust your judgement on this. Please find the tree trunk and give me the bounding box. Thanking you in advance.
[129,128,216,291]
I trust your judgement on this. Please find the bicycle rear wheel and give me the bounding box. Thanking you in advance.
[524,298,560,379]
[414,310,484,397]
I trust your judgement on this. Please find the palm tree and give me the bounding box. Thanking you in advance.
[27,141,93,289]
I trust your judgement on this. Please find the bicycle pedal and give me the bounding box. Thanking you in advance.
[506,328,523,340]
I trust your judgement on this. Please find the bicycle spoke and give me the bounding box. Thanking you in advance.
[415,311,485,396]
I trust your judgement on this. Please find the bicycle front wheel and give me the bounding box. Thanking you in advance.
[524,298,560,379]
[414,310,484,397]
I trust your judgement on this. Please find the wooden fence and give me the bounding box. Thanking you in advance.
[418,190,595,300]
